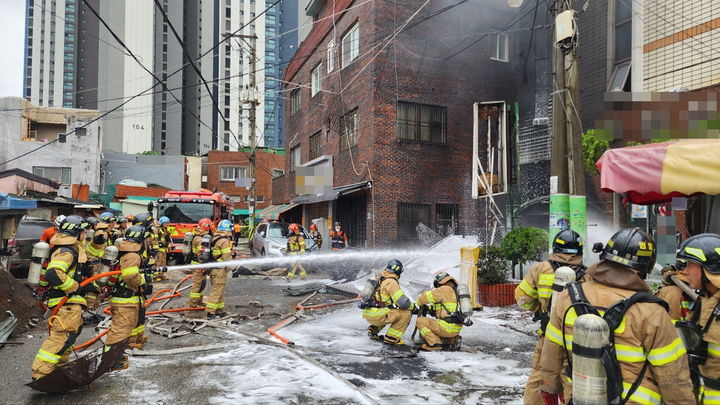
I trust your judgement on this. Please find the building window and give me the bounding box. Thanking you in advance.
[256,195,265,202]
[435,203,458,236]
[397,101,447,144]
[311,63,322,97]
[290,88,301,115]
[341,23,360,68]
[340,109,358,150]
[33,166,72,185]
[309,131,322,160]
[608,61,631,92]
[614,0,631,63]
[220,166,246,181]
[491,33,508,62]
[397,203,431,238]
[272,168,284,177]
[327,39,335,73]
[291,146,300,172]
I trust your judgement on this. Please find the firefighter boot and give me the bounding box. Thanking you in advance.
[110,359,129,372]
[383,335,405,346]
[419,343,443,351]
[367,325,383,341]
[443,336,462,351]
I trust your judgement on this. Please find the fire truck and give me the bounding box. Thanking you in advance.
[155,190,234,258]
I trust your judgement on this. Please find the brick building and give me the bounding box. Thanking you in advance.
[273,0,539,247]
[206,149,286,214]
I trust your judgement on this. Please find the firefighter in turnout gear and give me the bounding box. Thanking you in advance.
[676,233,720,402]
[104,225,151,369]
[330,222,348,250]
[86,212,113,260]
[655,265,694,322]
[31,215,97,380]
[362,260,413,345]
[539,228,694,405]
[154,216,171,280]
[309,223,322,249]
[515,229,586,404]
[286,223,307,281]
[414,271,464,351]
[187,218,212,307]
[206,220,233,319]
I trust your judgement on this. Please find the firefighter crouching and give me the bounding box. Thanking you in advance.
[360,260,413,345]
[103,225,153,369]
[187,218,213,308]
[286,223,307,281]
[539,228,694,405]
[206,219,233,319]
[515,229,586,404]
[675,233,720,402]
[31,216,98,380]
[414,271,470,351]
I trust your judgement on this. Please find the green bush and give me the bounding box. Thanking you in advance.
[581,129,610,174]
[477,246,509,285]
[501,227,549,267]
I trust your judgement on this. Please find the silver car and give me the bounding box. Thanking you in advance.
[251,222,318,257]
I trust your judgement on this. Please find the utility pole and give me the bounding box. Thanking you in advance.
[225,33,259,231]
[549,0,585,251]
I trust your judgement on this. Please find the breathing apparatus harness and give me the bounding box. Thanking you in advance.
[678,293,720,391]
[562,282,668,405]
[436,284,473,327]
[534,261,587,334]
[44,245,80,303]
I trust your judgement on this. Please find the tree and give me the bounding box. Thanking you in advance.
[581,129,610,174]
[477,246,509,285]
[501,227,549,278]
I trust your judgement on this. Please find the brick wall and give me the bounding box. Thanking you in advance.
[279,0,540,246]
[206,150,285,210]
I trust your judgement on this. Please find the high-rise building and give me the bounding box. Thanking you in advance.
[23,0,284,155]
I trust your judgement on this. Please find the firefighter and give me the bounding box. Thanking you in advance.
[539,228,694,404]
[286,223,307,281]
[362,260,413,345]
[187,218,213,307]
[309,223,323,250]
[104,225,152,369]
[80,216,102,312]
[31,215,98,380]
[676,233,720,401]
[206,219,233,319]
[155,216,172,278]
[111,215,128,243]
[515,229,586,404]
[414,271,463,351]
[129,213,156,347]
[86,212,113,260]
[329,221,349,251]
[655,265,694,322]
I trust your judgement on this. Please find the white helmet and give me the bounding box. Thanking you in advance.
[54,215,66,227]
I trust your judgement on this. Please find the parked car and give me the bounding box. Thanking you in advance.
[250,222,318,258]
[8,216,53,279]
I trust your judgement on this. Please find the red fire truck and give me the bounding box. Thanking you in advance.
[155,190,234,258]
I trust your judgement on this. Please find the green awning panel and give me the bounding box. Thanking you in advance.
[255,204,299,220]
[233,208,250,215]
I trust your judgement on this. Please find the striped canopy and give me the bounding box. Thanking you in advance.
[255,203,298,220]
[596,139,720,205]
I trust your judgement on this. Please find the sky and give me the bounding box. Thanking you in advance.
[0,0,26,97]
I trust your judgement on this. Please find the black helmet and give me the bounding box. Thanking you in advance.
[676,233,720,275]
[85,216,99,228]
[553,229,583,255]
[600,228,656,275]
[334,222,341,227]
[58,215,84,237]
[433,271,456,288]
[125,225,147,244]
[132,212,154,228]
[386,259,403,275]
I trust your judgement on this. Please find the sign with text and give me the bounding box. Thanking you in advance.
[295,166,333,196]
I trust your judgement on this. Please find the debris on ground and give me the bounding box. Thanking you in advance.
[0,262,44,338]
[0,311,18,346]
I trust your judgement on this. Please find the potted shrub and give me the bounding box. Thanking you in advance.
[476,246,516,307]
[501,227,549,278]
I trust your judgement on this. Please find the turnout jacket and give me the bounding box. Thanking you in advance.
[108,240,146,308]
[515,253,584,314]
[211,232,233,262]
[44,233,86,307]
[655,284,692,322]
[692,289,720,400]
[539,260,695,405]
[362,271,412,318]
[416,284,463,334]
[191,229,209,264]
[310,230,322,249]
[287,233,306,254]
[87,223,109,258]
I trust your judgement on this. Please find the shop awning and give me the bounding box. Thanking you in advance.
[256,203,299,220]
[233,208,250,216]
[597,139,720,205]
[290,181,372,205]
[0,193,37,210]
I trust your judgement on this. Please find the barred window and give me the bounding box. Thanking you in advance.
[340,109,358,150]
[309,131,322,160]
[397,203,431,238]
[397,101,447,144]
[291,88,301,115]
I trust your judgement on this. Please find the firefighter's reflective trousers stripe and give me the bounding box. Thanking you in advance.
[287,260,306,279]
[415,316,461,347]
[105,305,140,346]
[205,269,227,315]
[31,304,84,380]
[187,269,206,307]
[362,308,411,340]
